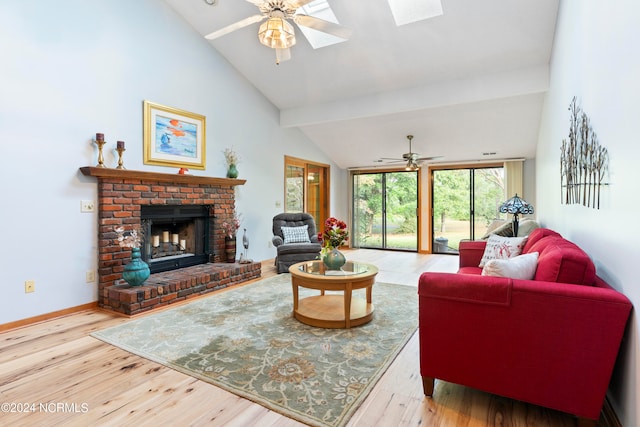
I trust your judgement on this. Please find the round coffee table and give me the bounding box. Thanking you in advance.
[289,260,378,328]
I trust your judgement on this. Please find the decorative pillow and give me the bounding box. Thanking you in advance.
[482,252,539,280]
[281,225,310,244]
[478,235,528,267]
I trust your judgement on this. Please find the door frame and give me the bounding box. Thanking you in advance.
[284,155,330,228]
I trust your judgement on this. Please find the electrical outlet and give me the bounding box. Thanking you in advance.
[81,200,95,213]
[25,280,35,293]
[86,270,96,283]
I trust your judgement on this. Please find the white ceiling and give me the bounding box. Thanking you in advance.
[164,0,559,169]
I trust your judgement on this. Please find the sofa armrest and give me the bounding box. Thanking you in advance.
[458,240,486,268]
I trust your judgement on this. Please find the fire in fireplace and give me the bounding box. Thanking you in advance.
[141,205,211,273]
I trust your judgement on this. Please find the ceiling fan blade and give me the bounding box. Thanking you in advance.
[293,14,352,39]
[204,14,265,40]
[288,0,316,9]
[415,156,444,161]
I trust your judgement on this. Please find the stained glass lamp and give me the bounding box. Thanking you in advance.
[499,194,534,236]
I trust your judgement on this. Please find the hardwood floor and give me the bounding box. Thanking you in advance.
[0,250,599,426]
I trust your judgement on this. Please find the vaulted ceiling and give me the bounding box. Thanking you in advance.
[164,0,559,168]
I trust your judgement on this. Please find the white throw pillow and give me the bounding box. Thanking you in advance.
[478,235,528,267]
[281,225,311,243]
[482,252,539,280]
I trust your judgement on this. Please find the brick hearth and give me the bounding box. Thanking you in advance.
[80,167,261,316]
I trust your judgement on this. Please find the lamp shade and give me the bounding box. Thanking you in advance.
[499,194,534,215]
[258,17,296,49]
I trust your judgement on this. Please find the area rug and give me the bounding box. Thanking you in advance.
[91,274,418,427]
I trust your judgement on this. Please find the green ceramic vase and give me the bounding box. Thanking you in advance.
[226,164,239,179]
[122,247,150,287]
[322,248,346,270]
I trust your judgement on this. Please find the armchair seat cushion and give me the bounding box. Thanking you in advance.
[277,242,322,255]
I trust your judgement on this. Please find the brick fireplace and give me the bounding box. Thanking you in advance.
[80,167,261,316]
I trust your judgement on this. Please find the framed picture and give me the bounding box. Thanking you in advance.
[143,100,206,169]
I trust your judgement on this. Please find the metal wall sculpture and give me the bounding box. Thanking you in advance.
[560,97,609,209]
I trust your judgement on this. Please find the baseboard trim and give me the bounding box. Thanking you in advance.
[601,397,622,427]
[0,302,98,332]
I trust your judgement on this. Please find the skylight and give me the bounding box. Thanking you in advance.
[387,0,443,26]
[297,0,347,49]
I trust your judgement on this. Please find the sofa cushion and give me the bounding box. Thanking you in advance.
[281,225,311,243]
[516,219,540,237]
[478,235,527,267]
[482,252,539,280]
[522,228,562,253]
[530,237,596,286]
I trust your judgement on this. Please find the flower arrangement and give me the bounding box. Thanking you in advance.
[223,147,240,166]
[114,226,142,249]
[318,217,349,252]
[222,213,242,238]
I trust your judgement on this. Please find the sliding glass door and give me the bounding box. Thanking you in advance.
[353,170,418,251]
[432,166,504,254]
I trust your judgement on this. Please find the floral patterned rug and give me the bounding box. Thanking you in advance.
[92,274,418,427]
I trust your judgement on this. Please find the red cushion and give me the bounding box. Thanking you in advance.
[523,228,562,253]
[531,237,596,286]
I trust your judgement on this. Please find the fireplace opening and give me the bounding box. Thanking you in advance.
[141,205,211,273]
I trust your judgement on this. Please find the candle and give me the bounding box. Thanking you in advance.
[117,140,125,149]
[180,239,186,250]
[172,234,179,244]
[96,133,104,142]
[162,231,170,243]
[152,235,160,247]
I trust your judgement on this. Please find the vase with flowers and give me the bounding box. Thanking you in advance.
[318,217,349,270]
[115,226,150,287]
[222,213,242,262]
[223,147,240,179]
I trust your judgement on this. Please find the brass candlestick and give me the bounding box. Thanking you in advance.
[94,139,107,168]
[116,147,126,169]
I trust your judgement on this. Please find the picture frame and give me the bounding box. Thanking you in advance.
[143,100,206,170]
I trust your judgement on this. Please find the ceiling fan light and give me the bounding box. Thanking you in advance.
[258,17,296,49]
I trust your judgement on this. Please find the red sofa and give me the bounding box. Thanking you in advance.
[418,228,632,422]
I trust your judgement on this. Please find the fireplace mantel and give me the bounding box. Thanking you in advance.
[80,166,246,186]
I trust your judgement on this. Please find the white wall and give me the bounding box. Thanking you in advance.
[0,0,343,325]
[537,1,640,424]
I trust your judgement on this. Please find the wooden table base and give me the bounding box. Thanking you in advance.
[294,294,374,329]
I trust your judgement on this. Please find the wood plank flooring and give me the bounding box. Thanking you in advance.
[0,250,601,426]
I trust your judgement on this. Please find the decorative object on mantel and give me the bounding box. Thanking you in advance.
[222,212,242,263]
[143,100,206,170]
[93,132,107,168]
[115,140,126,169]
[560,97,609,209]
[178,167,190,175]
[499,194,534,236]
[115,226,150,287]
[223,147,240,178]
[319,217,349,270]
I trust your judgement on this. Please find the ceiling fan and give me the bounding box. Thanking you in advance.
[376,135,442,170]
[204,0,352,64]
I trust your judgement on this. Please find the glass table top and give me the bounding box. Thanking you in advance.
[298,260,369,276]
